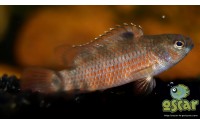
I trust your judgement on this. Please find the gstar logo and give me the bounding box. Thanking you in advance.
[162,84,199,113]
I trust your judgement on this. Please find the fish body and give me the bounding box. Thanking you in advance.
[21,23,194,94]
[170,84,190,100]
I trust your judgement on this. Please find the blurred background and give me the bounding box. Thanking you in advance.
[0,5,200,80]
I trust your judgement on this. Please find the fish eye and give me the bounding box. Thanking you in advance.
[172,88,177,93]
[174,40,184,49]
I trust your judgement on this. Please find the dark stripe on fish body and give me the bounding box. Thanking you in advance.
[53,72,64,91]
[69,69,79,90]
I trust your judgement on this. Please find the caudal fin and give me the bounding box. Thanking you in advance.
[21,68,62,94]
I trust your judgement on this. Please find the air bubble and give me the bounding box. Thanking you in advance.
[161,15,166,19]
[167,82,174,87]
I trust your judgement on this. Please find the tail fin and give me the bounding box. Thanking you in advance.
[21,68,62,94]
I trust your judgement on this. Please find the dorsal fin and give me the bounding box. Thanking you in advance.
[88,23,143,46]
[72,23,143,48]
[54,44,83,68]
[54,23,144,68]
[74,23,144,66]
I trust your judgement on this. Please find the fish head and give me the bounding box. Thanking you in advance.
[161,34,194,65]
[149,34,194,74]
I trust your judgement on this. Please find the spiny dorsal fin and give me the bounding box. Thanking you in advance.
[73,23,144,66]
[54,23,144,67]
[92,22,143,45]
[72,23,143,48]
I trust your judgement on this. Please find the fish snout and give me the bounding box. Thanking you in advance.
[186,37,194,50]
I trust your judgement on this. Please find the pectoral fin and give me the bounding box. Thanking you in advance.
[134,76,156,95]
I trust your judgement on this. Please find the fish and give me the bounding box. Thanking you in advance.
[170,84,190,100]
[20,23,194,95]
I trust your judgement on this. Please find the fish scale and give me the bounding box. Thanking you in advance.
[81,50,149,90]
[21,23,194,94]
[77,46,148,89]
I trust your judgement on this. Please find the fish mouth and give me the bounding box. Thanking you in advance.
[189,43,194,50]
[186,37,194,52]
[185,44,194,54]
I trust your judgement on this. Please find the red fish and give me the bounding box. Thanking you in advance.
[21,23,194,94]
